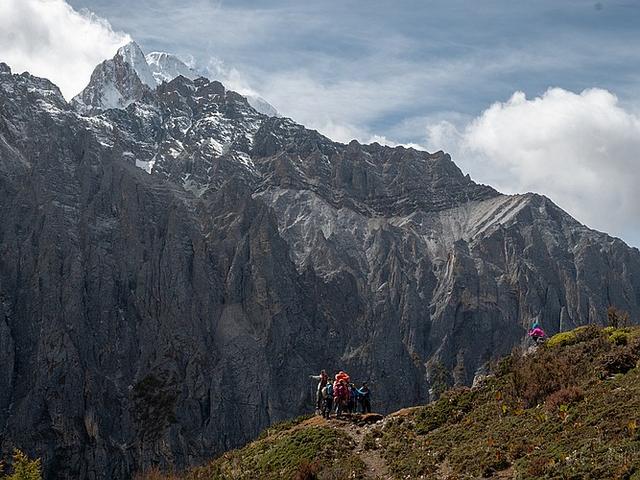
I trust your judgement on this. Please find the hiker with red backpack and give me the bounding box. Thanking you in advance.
[333,380,349,418]
[332,372,351,418]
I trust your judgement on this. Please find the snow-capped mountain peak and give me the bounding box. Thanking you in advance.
[145,51,278,116]
[73,41,279,117]
[146,51,197,85]
[71,43,151,114]
[117,41,156,88]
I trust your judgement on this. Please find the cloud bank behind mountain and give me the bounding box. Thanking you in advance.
[427,88,640,247]
[0,0,130,99]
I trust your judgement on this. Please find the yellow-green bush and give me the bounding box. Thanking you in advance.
[1,450,42,480]
[547,325,599,348]
[608,329,630,346]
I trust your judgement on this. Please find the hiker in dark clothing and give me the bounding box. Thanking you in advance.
[358,383,371,413]
[322,382,334,419]
[348,384,357,413]
[309,369,329,412]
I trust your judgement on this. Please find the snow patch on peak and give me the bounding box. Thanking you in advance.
[246,95,278,117]
[146,52,197,85]
[71,56,146,114]
[76,40,280,119]
[136,157,156,174]
[146,50,278,116]
[117,42,156,88]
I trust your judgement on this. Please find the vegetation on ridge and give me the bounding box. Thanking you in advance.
[136,324,640,479]
[378,324,640,479]
[137,416,365,480]
[0,450,42,480]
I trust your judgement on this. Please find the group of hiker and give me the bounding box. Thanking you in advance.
[308,322,543,419]
[310,370,371,419]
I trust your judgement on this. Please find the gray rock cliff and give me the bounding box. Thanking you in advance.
[0,60,639,479]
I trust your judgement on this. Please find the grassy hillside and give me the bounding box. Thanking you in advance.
[137,325,640,479]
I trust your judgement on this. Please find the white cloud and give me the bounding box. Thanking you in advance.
[201,59,411,144]
[0,0,130,99]
[252,68,434,144]
[205,57,262,99]
[427,88,640,246]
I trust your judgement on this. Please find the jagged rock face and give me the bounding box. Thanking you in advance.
[1,61,640,479]
[71,43,153,114]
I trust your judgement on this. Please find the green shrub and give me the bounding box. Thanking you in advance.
[547,325,599,348]
[547,331,576,348]
[1,450,42,480]
[180,426,364,480]
[362,428,382,450]
[414,387,476,434]
[258,415,312,440]
[248,427,341,474]
[608,330,629,346]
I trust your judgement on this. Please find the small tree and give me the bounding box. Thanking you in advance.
[453,351,466,387]
[1,450,42,480]
[607,306,630,328]
[428,361,451,400]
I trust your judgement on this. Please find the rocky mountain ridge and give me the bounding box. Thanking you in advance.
[72,41,277,117]
[145,51,198,86]
[0,58,639,479]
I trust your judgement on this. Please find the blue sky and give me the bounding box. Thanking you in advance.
[65,0,640,136]
[3,0,639,246]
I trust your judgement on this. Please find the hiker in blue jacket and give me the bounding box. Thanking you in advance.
[358,382,371,413]
[348,384,358,413]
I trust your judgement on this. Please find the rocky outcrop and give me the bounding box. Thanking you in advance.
[71,43,153,114]
[1,61,639,479]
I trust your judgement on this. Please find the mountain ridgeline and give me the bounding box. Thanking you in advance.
[0,42,639,479]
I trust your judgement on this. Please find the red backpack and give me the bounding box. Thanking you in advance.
[333,382,347,401]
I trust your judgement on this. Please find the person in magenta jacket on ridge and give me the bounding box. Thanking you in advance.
[528,321,547,345]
